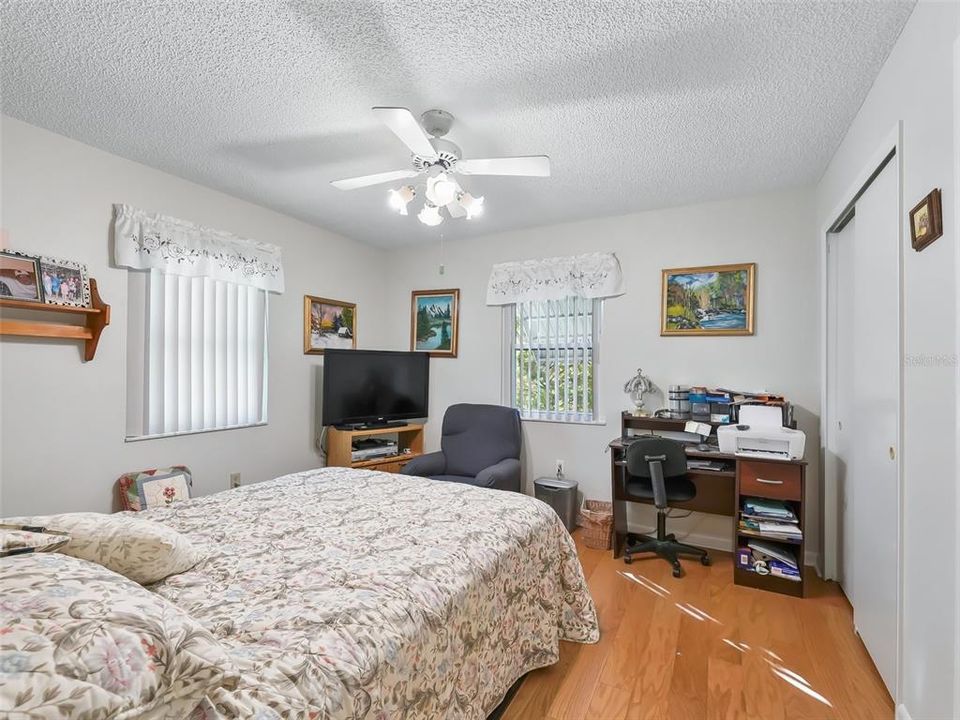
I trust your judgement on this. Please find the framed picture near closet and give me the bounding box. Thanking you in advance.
[661,263,755,336]
[909,188,942,251]
[410,288,459,357]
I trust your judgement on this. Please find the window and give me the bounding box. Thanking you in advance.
[504,296,601,422]
[126,269,268,439]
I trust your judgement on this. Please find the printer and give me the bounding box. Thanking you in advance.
[717,405,805,460]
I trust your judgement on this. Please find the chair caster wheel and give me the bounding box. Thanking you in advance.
[701,556,712,566]
[672,566,682,578]
[624,556,633,565]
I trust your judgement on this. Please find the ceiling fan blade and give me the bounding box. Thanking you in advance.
[372,107,438,160]
[446,200,467,218]
[330,169,418,191]
[457,155,551,177]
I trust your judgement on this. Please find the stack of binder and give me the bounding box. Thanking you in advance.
[736,540,801,582]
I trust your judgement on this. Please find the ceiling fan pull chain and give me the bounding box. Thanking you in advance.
[439,232,445,276]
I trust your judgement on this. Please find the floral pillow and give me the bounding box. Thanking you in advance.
[5,512,202,585]
[0,552,237,719]
[118,466,193,512]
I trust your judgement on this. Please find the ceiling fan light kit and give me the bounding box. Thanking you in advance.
[388,185,416,215]
[417,202,443,227]
[331,107,549,228]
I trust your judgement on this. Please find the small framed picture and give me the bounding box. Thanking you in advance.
[304,295,356,354]
[909,189,943,251]
[38,257,90,307]
[0,250,43,303]
[411,288,460,357]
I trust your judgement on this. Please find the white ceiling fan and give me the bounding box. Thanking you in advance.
[330,108,550,226]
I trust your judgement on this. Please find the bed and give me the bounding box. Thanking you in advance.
[136,467,599,718]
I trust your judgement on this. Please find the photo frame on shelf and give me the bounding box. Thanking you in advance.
[909,188,943,251]
[38,257,91,308]
[410,288,460,357]
[661,263,755,336]
[304,295,356,354]
[0,250,43,303]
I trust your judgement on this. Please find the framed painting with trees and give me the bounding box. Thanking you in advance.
[304,295,356,354]
[661,263,755,336]
[410,289,459,357]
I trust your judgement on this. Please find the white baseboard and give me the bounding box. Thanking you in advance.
[626,523,821,569]
[895,703,912,720]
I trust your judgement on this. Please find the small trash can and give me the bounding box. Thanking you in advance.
[534,477,579,532]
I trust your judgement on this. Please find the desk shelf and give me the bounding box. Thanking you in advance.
[0,278,111,361]
[734,564,805,597]
[734,464,807,597]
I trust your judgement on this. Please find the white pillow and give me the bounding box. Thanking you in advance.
[5,512,201,584]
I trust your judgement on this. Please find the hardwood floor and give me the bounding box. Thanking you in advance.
[503,531,893,720]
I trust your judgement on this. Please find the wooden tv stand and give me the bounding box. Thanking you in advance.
[326,423,424,474]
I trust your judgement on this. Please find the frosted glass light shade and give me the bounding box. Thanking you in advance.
[418,203,443,227]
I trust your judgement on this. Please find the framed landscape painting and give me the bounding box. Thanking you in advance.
[304,295,356,354]
[411,289,459,357]
[661,263,755,336]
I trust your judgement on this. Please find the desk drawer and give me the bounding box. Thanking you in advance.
[739,460,801,501]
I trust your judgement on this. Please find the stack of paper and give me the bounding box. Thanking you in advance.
[740,498,801,542]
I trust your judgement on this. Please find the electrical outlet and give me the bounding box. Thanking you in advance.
[229,472,241,489]
[555,459,565,477]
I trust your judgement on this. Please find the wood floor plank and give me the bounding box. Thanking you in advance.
[548,549,635,720]
[503,531,894,720]
[706,657,748,720]
[585,682,631,720]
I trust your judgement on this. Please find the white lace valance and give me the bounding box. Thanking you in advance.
[113,204,285,293]
[486,252,624,305]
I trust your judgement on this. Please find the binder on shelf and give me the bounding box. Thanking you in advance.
[747,539,798,569]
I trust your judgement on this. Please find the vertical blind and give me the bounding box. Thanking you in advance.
[507,296,599,422]
[128,269,268,438]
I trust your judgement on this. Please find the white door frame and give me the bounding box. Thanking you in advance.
[818,122,903,703]
[953,35,960,720]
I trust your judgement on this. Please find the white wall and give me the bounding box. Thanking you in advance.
[382,188,820,562]
[0,117,387,516]
[815,3,960,718]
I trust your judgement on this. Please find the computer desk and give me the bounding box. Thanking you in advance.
[610,414,808,597]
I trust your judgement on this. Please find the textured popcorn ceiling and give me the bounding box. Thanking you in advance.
[1,0,913,248]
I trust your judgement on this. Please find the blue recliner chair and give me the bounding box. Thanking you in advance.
[401,403,522,492]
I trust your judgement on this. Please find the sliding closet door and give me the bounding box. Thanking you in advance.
[848,161,899,696]
[829,158,899,696]
[829,218,857,604]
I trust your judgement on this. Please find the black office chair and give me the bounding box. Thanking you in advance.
[623,437,711,577]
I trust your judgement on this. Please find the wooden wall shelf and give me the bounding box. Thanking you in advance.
[0,278,111,361]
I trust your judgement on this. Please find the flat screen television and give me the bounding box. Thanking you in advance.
[321,349,429,428]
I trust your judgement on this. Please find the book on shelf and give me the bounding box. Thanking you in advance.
[741,498,797,522]
[738,518,802,541]
[736,545,802,582]
[747,540,798,569]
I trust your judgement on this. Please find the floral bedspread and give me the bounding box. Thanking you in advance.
[142,467,599,719]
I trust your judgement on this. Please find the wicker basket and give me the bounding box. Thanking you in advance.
[577,499,614,550]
